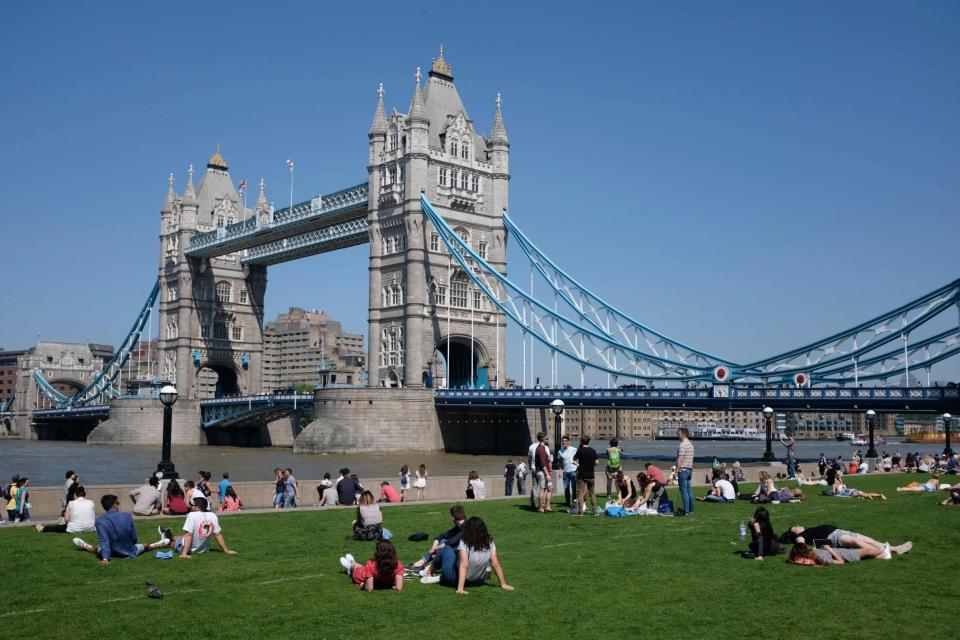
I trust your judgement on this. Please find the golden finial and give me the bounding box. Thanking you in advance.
[430,44,453,79]
[207,143,228,170]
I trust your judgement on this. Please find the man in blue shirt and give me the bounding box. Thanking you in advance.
[72,494,169,565]
[218,473,232,507]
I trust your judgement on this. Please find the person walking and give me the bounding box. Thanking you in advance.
[534,436,553,512]
[676,427,695,516]
[516,460,527,496]
[573,436,599,516]
[503,459,516,497]
[528,433,545,508]
[558,435,578,507]
[605,438,623,498]
[283,468,300,508]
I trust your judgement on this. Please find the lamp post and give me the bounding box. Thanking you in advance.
[157,384,179,479]
[865,409,878,459]
[762,407,775,461]
[944,413,953,457]
[550,399,564,504]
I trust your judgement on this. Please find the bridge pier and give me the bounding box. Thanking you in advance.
[294,388,443,454]
[87,397,205,446]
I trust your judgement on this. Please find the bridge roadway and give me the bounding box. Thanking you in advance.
[25,386,960,429]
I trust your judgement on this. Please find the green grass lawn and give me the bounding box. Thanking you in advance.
[2,473,956,639]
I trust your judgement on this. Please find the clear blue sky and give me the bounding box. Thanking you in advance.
[1,1,957,383]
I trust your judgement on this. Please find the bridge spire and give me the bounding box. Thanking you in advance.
[490,92,509,145]
[161,172,176,214]
[408,67,428,123]
[183,164,197,206]
[369,82,388,136]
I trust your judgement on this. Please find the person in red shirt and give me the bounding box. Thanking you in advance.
[639,463,668,506]
[340,540,404,591]
[379,481,401,503]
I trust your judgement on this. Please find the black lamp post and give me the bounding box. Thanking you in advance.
[866,409,878,459]
[944,413,953,457]
[157,384,179,479]
[550,399,564,471]
[762,407,775,461]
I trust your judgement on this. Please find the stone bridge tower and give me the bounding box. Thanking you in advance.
[366,49,509,389]
[157,148,266,399]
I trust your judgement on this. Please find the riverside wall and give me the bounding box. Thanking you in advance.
[87,398,205,446]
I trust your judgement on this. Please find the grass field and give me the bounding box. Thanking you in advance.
[1,473,956,639]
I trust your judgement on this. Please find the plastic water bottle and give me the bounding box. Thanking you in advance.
[739,521,747,541]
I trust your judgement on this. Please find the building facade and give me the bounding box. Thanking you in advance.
[366,49,508,389]
[262,307,365,390]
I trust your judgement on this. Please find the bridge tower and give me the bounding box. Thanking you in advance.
[157,148,267,399]
[366,49,509,389]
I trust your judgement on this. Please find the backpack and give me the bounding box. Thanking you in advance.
[608,448,622,469]
[658,499,674,514]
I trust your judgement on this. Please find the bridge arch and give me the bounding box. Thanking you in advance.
[194,360,243,398]
[435,336,489,389]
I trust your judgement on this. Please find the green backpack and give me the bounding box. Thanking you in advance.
[607,448,622,470]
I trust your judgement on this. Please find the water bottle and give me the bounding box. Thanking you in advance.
[739,520,747,541]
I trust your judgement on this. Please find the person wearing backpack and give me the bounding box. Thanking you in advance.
[605,438,623,498]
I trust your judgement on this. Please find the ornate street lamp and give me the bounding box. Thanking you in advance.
[550,399,564,471]
[762,407,775,461]
[157,384,179,479]
[944,413,953,457]
[866,410,878,459]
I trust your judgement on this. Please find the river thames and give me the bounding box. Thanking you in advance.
[0,438,947,487]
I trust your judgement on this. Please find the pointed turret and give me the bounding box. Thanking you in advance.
[407,67,429,124]
[161,172,176,214]
[256,178,268,210]
[183,164,197,205]
[490,93,509,145]
[369,83,388,136]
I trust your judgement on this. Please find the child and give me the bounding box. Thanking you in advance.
[339,540,404,591]
[399,465,411,502]
[219,486,243,512]
[414,464,428,501]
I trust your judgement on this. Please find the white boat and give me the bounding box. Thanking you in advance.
[850,436,867,446]
[836,432,856,441]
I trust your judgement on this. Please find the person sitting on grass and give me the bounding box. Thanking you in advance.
[352,491,383,540]
[939,486,960,506]
[698,476,736,503]
[779,524,911,559]
[411,505,467,572]
[750,471,778,502]
[830,478,886,500]
[36,485,95,534]
[747,507,779,560]
[163,479,190,516]
[897,476,941,493]
[129,476,162,517]
[787,542,885,566]
[219,486,243,512]
[319,481,338,507]
[72,494,170,564]
[420,517,513,595]
[613,470,636,507]
[161,497,237,559]
[339,539,404,592]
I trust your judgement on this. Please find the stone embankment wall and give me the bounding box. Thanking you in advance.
[295,388,444,454]
[87,398,205,446]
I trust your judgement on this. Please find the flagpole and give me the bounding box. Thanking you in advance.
[287,159,294,211]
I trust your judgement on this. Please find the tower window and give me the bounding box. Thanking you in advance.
[450,170,458,189]
[439,167,448,187]
[478,241,487,260]
[471,174,479,192]
[390,133,398,150]
[449,141,457,156]
[429,233,439,252]
[239,288,248,304]
[216,281,232,303]
[231,326,243,341]
[473,290,482,310]
[460,172,468,189]
[461,144,469,160]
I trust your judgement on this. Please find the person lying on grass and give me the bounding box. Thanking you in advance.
[339,539,404,592]
[896,476,941,493]
[161,496,237,559]
[787,542,885,566]
[72,494,169,565]
[779,524,910,559]
[830,479,886,500]
[420,517,513,595]
[410,504,466,572]
[939,486,960,506]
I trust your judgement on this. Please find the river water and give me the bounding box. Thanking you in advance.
[0,438,946,487]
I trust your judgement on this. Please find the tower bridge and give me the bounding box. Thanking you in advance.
[6,48,959,454]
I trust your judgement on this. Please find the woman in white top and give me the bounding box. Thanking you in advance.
[36,485,96,533]
[414,464,428,501]
[467,471,486,500]
[455,517,511,594]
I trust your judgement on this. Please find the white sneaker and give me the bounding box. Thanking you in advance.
[420,575,441,584]
[73,537,93,552]
[894,541,913,555]
[339,556,354,574]
[155,538,170,548]
[880,543,892,560]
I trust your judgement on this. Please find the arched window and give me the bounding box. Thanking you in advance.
[461,143,469,160]
[216,281,232,303]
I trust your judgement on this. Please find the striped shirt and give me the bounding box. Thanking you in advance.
[678,439,695,469]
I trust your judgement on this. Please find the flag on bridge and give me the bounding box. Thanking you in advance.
[238,179,248,191]
[286,159,294,172]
